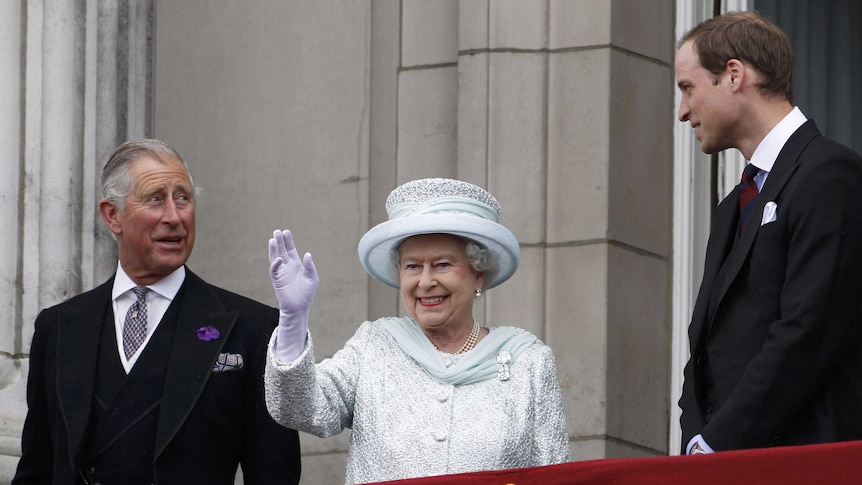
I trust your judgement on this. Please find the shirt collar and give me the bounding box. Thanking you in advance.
[749,106,807,173]
[112,262,186,301]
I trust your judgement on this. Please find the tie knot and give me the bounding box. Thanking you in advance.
[741,163,760,183]
[132,286,148,301]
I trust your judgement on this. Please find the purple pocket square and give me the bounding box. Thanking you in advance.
[213,352,244,372]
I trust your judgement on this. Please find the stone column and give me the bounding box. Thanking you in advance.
[0,0,152,478]
[0,0,27,474]
[458,0,675,459]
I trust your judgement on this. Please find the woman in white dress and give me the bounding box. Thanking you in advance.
[264,178,571,484]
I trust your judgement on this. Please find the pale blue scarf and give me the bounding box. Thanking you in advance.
[379,317,537,386]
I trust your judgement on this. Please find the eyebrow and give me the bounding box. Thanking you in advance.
[677,79,696,92]
[402,251,459,260]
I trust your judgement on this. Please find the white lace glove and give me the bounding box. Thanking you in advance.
[268,229,319,362]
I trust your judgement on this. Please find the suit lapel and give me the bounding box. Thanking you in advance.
[690,191,739,352]
[58,277,115,465]
[709,121,820,331]
[154,269,238,458]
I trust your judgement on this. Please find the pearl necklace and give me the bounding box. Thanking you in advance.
[455,320,480,354]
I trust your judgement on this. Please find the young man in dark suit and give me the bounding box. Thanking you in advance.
[676,11,862,455]
[13,139,301,484]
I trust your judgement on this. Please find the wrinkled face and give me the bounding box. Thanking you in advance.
[101,156,196,284]
[675,40,738,154]
[398,234,485,333]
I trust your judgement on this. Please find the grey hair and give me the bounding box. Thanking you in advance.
[392,235,497,288]
[100,138,195,213]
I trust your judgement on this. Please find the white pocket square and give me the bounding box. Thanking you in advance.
[213,352,244,372]
[761,201,778,226]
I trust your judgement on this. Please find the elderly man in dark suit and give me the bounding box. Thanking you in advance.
[13,139,300,484]
[676,11,862,455]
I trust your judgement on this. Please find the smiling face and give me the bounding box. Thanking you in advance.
[100,155,196,284]
[398,234,485,335]
[675,40,741,155]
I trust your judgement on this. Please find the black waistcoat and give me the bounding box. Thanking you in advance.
[82,295,182,484]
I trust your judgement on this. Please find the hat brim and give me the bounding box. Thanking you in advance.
[358,214,520,289]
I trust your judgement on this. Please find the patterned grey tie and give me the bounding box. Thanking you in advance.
[123,286,149,359]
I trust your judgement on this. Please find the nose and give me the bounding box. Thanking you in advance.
[418,266,436,290]
[678,99,690,122]
[161,198,182,224]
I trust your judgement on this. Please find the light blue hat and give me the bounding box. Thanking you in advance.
[358,178,520,289]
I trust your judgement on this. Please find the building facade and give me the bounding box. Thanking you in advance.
[3,1,857,483]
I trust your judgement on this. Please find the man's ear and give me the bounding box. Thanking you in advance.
[99,199,123,235]
[726,58,744,90]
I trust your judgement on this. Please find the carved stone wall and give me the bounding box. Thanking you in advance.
[1,1,675,483]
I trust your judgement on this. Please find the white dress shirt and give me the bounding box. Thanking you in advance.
[111,263,185,373]
[747,106,808,189]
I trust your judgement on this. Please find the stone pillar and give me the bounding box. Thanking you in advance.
[458,0,675,459]
[458,0,551,340]
[0,1,26,474]
[0,0,152,478]
[396,0,459,183]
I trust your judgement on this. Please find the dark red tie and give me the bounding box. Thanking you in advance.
[738,163,760,234]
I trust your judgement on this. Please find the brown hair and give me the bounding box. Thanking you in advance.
[681,11,793,103]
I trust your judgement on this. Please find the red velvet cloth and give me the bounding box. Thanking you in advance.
[370,440,862,484]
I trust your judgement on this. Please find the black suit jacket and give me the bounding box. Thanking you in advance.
[13,268,301,484]
[680,121,862,452]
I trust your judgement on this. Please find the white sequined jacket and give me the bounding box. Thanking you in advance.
[264,317,572,484]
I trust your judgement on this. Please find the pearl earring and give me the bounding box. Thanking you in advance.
[474,288,483,300]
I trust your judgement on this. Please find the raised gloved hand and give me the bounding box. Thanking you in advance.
[269,229,319,362]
